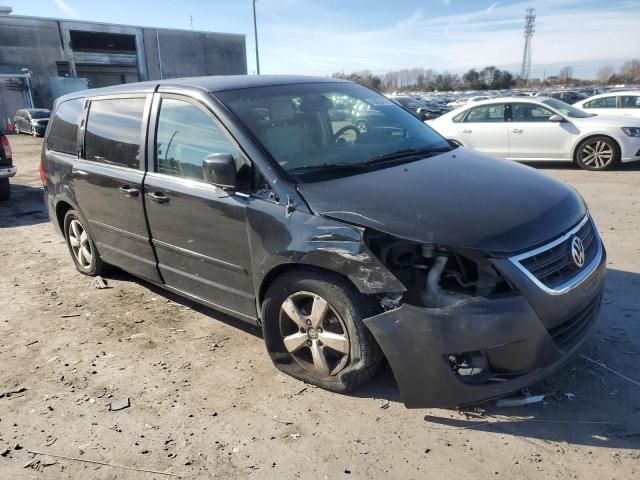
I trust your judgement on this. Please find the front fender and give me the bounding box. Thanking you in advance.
[246,198,406,306]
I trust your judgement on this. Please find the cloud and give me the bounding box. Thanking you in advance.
[486,2,499,14]
[53,0,79,19]
[254,0,639,79]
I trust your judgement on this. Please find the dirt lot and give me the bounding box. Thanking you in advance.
[1,134,639,479]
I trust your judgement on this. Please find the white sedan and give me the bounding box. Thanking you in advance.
[574,91,640,118]
[429,97,640,170]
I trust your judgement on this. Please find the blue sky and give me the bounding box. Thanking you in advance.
[5,0,640,79]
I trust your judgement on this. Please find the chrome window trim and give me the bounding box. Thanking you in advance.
[509,215,603,295]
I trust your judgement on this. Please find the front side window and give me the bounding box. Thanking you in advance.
[511,103,554,122]
[47,98,84,155]
[621,96,640,108]
[464,104,505,123]
[85,98,145,169]
[155,98,240,181]
[216,82,451,183]
[584,96,616,109]
[541,98,594,118]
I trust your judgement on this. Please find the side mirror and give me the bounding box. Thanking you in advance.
[548,114,564,122]
[203,153,237,190]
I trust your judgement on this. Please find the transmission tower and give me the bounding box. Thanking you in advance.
[520,8,536,84]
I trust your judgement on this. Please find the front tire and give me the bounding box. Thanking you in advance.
[0,178,9,201]
[261,269,382,393]
[575,136,619,171]
[14,124,20,134]
[63,210,106,276]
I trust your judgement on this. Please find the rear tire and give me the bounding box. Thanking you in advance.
[0,178,9,201]
[261,269,383,393]
[63,209,106,276]
[575,136,619,171]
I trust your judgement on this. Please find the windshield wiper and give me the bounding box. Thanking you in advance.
[364,147,449,166]
[287,163,370,173]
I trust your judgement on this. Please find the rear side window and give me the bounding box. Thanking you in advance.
[511,103,554,122]
[620,96,640,108]
[47,99,84,155]
[584,96,616,109]
[85,98,145,169]
[464,104,505,123]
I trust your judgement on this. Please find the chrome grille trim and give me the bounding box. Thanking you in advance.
[509,215,603,295]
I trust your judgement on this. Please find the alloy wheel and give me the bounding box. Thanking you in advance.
[279,291,350,376]
[68,219,93,270]
[580,140,614,169]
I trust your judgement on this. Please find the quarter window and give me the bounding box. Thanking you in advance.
[511,103,555,122]
[584,96,616,109]
[620,96,640,108]
[85,98,145,169]
[464,104,505,123]
[155,98,240,181]
[47,98,84,155]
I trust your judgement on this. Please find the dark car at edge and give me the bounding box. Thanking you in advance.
[41,75,606,408]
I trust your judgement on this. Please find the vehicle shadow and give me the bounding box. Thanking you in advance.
[351,267,640,450]
[0,183,48,228]
[103,268,263,339]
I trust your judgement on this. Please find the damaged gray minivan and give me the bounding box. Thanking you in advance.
[42,76,606,407]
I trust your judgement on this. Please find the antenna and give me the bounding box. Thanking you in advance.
[520,8,535,85]
[190,15,194,30]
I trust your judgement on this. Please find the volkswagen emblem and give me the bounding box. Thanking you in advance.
[570,236,585,268]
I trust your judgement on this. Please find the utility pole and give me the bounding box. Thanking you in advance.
[520,8,535,85]
[252,0,260,74]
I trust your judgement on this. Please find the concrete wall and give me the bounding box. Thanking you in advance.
[0,16,67,109]
[0,14,247,122]
[142,29,247,80]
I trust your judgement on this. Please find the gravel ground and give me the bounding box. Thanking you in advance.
[1,134,639,479]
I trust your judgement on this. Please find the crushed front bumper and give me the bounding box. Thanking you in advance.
[363,245,606,408]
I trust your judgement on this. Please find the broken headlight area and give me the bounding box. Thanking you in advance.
[364,230,514,310]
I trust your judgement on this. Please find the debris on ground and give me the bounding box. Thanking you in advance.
[272,416,294,425]
[94,276,111,289]
[109,398,130,411]
[380,399,390,409]
[496,394,545,408]
[0,387,27,399]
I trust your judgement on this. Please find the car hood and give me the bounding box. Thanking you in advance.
[296,148,586,255]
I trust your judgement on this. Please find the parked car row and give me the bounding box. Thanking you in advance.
[428,96,640,170]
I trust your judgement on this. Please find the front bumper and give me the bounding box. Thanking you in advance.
[363,242,606,408]
[620,135,640,162]
[0,165,16,179]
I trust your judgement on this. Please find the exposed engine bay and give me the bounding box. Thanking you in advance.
[364,230,512,310]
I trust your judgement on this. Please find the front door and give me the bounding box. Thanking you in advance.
[456,103,509,157]
[582,95,618,117]
[72,95,161,283]
[507,103,571,160]
[143,94,255,318]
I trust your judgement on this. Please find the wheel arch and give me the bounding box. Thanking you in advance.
[571,133,621,163]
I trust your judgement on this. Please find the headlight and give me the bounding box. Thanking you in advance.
[621,127,640,137]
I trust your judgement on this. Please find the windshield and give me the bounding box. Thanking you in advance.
[541,98,594,118]
[29,110,50,119]
[216,82,451,182]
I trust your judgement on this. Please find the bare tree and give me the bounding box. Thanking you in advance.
[559,66,573,84]
[596,65,615,84]
[619,59,640,83]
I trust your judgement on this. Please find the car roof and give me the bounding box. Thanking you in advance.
[581,90,640,101]
[55,75,350,103]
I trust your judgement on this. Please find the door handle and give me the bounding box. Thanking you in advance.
[511,128,523,133]
[119,186,140,197]
[461,129,472,134]
[147,191,170,204]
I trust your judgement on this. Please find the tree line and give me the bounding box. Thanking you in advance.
[331,58,640,92]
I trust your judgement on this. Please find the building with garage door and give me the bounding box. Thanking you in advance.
[0,7,247,126]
